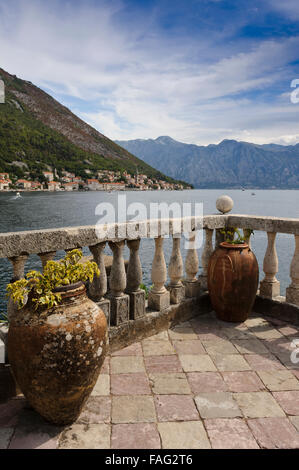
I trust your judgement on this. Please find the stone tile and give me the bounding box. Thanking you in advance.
[278,325,298,337]
[91,374,110,396]
[110,356,145,374]
[100,356,110,375]
[272,391,299,415]
[154,395,199,422]
[289,416,299,432]
[219,327,253,340]
[111,423,161,449]
[251,326,283,340]
[205,418,259,449]
[187,372,228,393]
[248,417,299,449]
[150,373,191,395]
[257,370,299,391]
[77,397,111,424]
[213,355,251,372]
[195,392,241,419]
[145,331,169,341]
[9,409,62,449]
[245,354,285,371]
[263,338,293,355]
[59,424,110,449]
[111,373,151,395]
[112,396,156,423]
[142,340,175,356]
[172,340,205,355]
[233,338,269,355]
[0,428,14,449]
[144,355,183,374]
[222,371,265,392]
[202,339,238,355]
[111,342,143,356]
[234,392,285,418]
[179,354,217,372]
[245,318,270,328]
[158,421,211,449]
[292,369,299,379]
[168,327,198,340]
[0,399,26,427]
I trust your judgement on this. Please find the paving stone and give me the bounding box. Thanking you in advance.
[272,391,299,415]
[150,373,191,395]
[278,325,298,337]
[219,327,253,340]
[245,318,270,328]
[251,326,283,340]
[112,395,156,423]
[187,372,228,393]
[244,354,285,371]
[292,369,299,379]
[110,356,145,374]
[9,408,62,449]
[289,416,299,432]
[111,423,161,449]
[142,340,176,356]
[233,338,269,355]
[257,370,299,391]
[111,373,151,395]
[158,421,211,449]
[248,417,299,449]
[263,338,293,355]
[202,339,238,355]
[213,355,251,372]
[0,399,26,427]
[154,395,199,422]
[179,354,217,372]
[144,355,183,374]
[0,428,14,449]
[111,342,143,356]
[59,424,110,449]
[172,340,205,355]
[222,371,265,392]
[205,418,259,449]
[145,331,169,341]
[91,374,110,396]
[234,392,285,418]
[77,397,111,424]
[195,392,242,418]
[168,327,198,340]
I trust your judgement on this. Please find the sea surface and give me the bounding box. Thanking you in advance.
[0,189,298,313]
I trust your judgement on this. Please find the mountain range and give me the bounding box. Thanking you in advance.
[115,136,299,188]
[0,68,188,186]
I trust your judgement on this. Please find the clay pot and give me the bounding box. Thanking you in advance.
[7,282,108,425]
[208,242,259,323]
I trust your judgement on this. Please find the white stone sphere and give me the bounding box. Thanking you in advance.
[216,195,234,214]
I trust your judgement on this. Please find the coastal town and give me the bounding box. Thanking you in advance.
[0,169,191,192]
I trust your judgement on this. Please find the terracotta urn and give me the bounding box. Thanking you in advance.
[7,282,108,425]
[208,242,259,322]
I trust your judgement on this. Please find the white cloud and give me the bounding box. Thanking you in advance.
[0,0,298,145]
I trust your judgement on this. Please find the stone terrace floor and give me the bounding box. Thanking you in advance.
[1,312,299,449]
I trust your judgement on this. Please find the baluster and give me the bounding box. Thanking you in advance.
[38,251,56,269]
[260,232,280,298]
[198,228,213,291]
[108,241,129,325]
[184,232,200,297]
[148,237,170,311]
[286,234,299,306]
[8,254,29,320]
[168,236,185,304]
[243,229,252,248]
[126,239,145,318]
[89,243,110,323]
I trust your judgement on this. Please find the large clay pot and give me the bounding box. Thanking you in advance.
[208,242,259,323]
[7,282,108,425]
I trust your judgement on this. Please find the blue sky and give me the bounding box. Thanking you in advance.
[0,0,299,145]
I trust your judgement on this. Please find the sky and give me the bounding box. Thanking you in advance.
[0,0,299,145]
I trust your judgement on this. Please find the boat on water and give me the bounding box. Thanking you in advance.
[251,192,256,196]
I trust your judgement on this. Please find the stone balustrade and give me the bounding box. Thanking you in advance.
[2,204,299,334]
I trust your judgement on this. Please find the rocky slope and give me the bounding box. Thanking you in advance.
[115,136,299,188]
